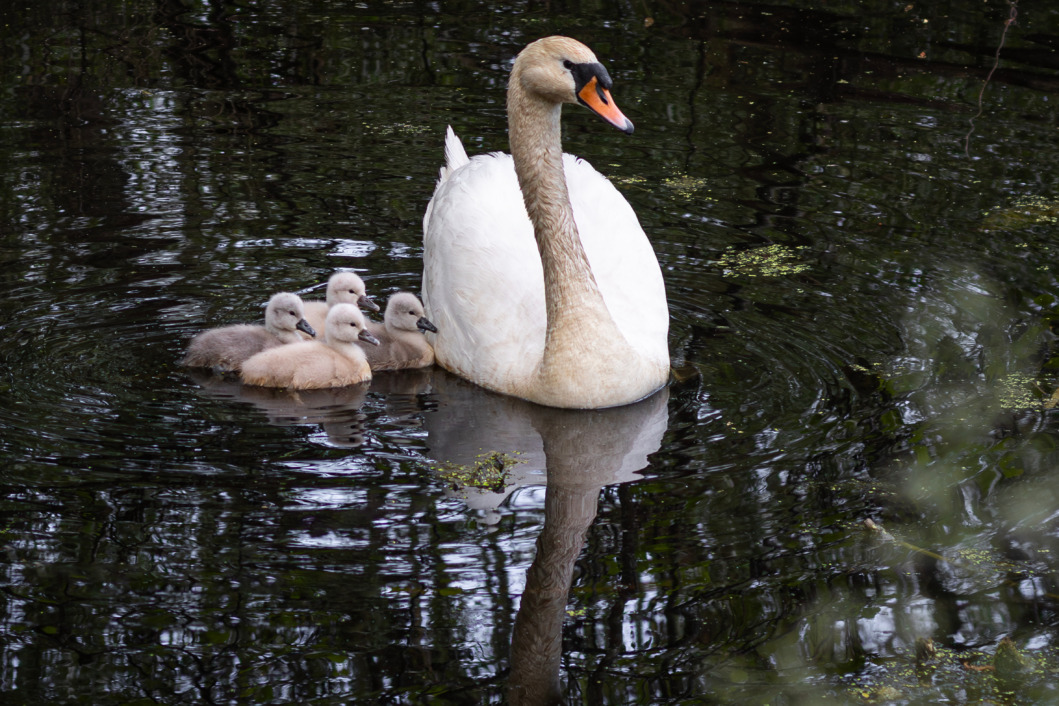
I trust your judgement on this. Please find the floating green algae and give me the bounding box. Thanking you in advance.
[432,450,524,495]
[662,173,711,198]
[981,196,1059,231]
[717,243,811,278]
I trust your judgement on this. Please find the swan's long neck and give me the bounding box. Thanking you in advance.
[508,94,597,311]
[508,74,634,404]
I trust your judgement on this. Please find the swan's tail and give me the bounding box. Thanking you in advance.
[438,125,470,184]
[425,126,471,237]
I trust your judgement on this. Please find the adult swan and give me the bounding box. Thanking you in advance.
[422,37,669,409]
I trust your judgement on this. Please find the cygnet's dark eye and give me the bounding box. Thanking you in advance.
[562,59,574,70]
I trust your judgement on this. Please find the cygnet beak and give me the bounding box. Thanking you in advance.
[359,329,381,346]
[359,294,381,313]
[296,319,317,338]
[416,317,438,334]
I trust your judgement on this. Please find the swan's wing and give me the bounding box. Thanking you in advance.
[423,150,546,388]
[564,154,670,369]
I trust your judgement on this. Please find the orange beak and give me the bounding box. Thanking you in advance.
[577,76,634,134]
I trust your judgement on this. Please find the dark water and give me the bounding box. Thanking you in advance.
[3,0,1059,703]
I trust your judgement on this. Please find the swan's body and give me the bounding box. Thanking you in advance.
[422,36,669,409]
[356,292,437,371]
[240,304,379,389]
[303,271,379,336]
[182,292,315,372]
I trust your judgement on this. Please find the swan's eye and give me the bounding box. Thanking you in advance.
[562,59,574,70]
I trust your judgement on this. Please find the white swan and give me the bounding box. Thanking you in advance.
[240,303,380,389]
[303,271,379,336]
[356,292,437,371]
[182,292,315,372]
[422,36,669,409]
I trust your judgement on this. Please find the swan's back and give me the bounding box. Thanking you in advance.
[240,342,370,389]
[241,304,372,389]
[182,292,313,372]
[302,303,329,338]
[182,325,282,372]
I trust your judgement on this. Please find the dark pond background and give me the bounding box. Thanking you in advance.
[3,0,1059,703]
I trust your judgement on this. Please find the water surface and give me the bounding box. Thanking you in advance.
[3,0,1059,703]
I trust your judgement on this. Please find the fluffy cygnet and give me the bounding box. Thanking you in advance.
[240,303,381,389]
[357,292,437,371]
[303,271,380,336]
[182,292,315,372]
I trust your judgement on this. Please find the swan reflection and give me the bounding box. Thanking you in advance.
[421,371,670,705]
[190,363,669,703]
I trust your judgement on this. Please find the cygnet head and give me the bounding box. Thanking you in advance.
[326,271,380,312]
[266,292,316,338]
[327,303,381,346]
[385,292,438,334]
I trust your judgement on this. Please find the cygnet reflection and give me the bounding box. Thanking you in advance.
[187,370,369,448]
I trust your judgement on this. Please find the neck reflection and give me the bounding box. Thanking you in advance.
[422,372,669,705]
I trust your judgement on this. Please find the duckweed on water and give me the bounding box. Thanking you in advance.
[662,173,711,198]
[612,174,647,188]
[717,243,811,278]
[432,451,524,495]
[996,372,1039,410]
[363,121,433,136]
[981,196,1059,231]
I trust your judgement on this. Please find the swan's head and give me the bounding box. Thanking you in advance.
[327,303,380,346]
[512,36,633,134]
[265,292,316,338]
[384,292,438,334]
[325,271,380,312]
